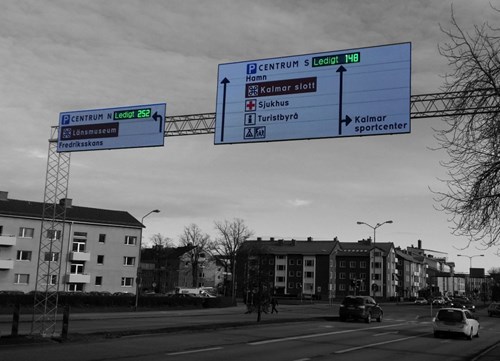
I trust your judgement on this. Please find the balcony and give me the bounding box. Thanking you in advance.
[0,259,14,269]
[69,251,91,262]
[0,235,16,247]
[66,273,91,283]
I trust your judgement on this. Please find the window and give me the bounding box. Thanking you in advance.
[349,261,356,268]
[95,276,103,286]
[276,276,285,283]
[305,260,314,267]
[288,282,294,288]
[124,257,136,266]
[360,261,367,268]
[349,272,356,280]
[277,255,285,259]
[97,255,104,264]
[289,259,295,265]
[305,271,314,278]
[296,271,302,277]
[339,284,346,291]
[297,259,302,266]
[121,277,134,287]
[16,250,32,261]
[296,282,302,289]
[339,272,346,279]
[43,274,57,285]
[47,229,61,240]
[374,251,382,257]
[18,227,34,238]
[68,283,84,292]
[360,273,366,280]
[14,274,29,284]
[98,234,106,243]
[372,262,382,269]
[288,270,294,277]
[44,252,59,262]
[125,236,137,245]
[269,259,274,265]
[70,262,84,274]
[277,265,285,271]
[72,232,87,252]
[339,260,346,268]
[372,273,381,280]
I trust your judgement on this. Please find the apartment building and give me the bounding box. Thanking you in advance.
[238,238,340,300]
[0,191,143,294]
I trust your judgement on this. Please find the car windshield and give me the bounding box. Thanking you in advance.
[437,310,464,322]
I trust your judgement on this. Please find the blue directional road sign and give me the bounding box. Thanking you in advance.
[57,103,166,152]
[215,43,411,144]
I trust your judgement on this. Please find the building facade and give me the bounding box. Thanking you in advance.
[0,191,143,294]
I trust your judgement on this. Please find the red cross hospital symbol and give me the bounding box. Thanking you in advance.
[245,99,256,112]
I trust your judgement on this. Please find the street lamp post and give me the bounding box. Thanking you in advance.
[356,220,393,243]
[457,254,484,270]
[134,209,160,311]
[457,254,484,298]
[356,220,393,297]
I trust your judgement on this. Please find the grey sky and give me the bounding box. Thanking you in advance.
[1,0,498,273]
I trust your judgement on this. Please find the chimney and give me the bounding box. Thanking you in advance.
[257,237,262,241]
[291,239,296,246]
[0,191,8,201]
[278,239,284,246]
[270,237,275,242]
[418,239,422,249]
[59,198,73,208]
[307,237,313,242]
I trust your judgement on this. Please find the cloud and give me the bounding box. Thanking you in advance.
[287,198,312,207]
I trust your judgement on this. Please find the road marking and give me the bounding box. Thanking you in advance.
[166,347,223,356]
[335,332,429,354]
[373,331,399,337]
[248,323,408,346]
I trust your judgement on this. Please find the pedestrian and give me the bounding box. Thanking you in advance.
[271,297,278,314]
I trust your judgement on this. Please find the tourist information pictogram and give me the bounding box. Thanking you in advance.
[57,103,166,152]
[215,43,411,144]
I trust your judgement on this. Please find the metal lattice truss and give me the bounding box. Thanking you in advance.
[410,88,499,119]
[32,126,71,337]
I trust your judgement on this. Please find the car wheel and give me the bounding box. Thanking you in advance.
[365,312,372,323]
[467,328,473,340]
[475,326,480,338]
[434,331,440,338]
[377,312,383,322]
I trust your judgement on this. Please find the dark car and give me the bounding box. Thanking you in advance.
[487,302,500,317]
[339,296,383,323]
[449,298,476,312]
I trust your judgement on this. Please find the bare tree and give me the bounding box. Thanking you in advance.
[434,5,500,252]
[179,224,211,287]
[149,233,174,249]
[211,218,254,302]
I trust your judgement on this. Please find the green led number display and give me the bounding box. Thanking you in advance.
[311,52,360,67]
[114,108,152,120]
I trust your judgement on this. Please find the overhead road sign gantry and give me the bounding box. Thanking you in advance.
[57,103,166,152]
[215,42,411,144]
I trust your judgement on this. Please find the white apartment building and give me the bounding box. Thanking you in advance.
[0,191,143,294]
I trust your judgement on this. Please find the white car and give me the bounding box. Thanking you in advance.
[433,308,480,340]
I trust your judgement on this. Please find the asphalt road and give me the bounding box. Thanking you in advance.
[1,302,500,361]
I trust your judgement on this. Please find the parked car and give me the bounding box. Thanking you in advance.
[487,302,500,317]
[433,308,480,339]
[414,297,428,305]
[339,296,383,323]
[449,298,476,312]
